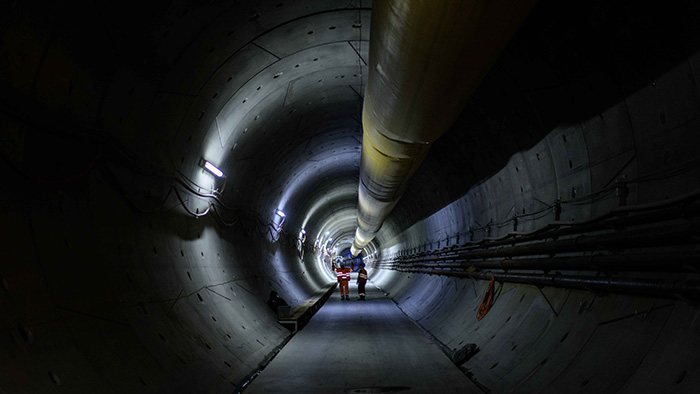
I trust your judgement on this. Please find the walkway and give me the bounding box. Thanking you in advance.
[244,278,481,394]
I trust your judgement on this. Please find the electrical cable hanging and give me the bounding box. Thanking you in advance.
[1,103,297,246]
[378,189,700,265]
[407,157,700,246]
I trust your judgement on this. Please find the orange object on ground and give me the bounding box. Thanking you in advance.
[476,276,496,321]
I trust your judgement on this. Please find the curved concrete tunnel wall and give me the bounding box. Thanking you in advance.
[1,1,371,392]
[369,1,700,392]
[1,1,699,394]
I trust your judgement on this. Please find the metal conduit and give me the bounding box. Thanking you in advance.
[379,252,700,272]
[350,0,538,256]
[389,192,700,259]
[385,221,700,262]
[378,242,700,300]
[374,195,700,299]
[470,202,700,250]
[393,268,700,301]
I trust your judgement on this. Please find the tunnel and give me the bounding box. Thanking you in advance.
[1,0,700,393]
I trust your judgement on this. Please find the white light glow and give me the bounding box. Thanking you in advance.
[301,229,306,234]
[276,209,286,218]
[204,161,224,177]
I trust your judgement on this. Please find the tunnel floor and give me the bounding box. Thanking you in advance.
[244,279,480,394]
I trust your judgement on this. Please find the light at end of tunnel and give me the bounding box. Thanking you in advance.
[275,209,286,218]
[203,160,224,178]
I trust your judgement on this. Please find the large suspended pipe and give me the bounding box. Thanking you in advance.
[351,0,538,256]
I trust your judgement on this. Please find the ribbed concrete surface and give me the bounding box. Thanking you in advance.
[244,279,480,394]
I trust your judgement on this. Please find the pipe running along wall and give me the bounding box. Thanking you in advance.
[350,0,538,256]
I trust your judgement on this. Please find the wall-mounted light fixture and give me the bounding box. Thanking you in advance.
[273,209,286,231]
[200,158,225,178]
[297,229,307,254]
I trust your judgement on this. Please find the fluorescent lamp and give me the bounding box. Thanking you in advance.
[204,161,224,177]
[275,209,286,218]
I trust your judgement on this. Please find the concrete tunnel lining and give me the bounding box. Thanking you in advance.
[1,0,700,393]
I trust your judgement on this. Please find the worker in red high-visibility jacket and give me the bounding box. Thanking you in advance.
[356,262,368,300]
[335,263,351,300]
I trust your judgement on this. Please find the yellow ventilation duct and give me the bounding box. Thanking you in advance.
[351,0,538,256]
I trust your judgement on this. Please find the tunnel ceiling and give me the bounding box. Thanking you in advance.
[6,0,695,254]
[4,0,697,249]
[104,1,373,249]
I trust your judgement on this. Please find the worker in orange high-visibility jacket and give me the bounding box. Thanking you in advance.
[335,263,351,300]
[356,262,368,300]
